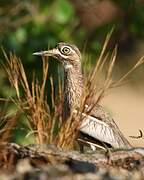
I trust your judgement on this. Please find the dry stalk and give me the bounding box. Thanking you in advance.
[0,113,19,142]
[4,53,52,144]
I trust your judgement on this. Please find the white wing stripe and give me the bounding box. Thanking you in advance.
[77,111,119,147]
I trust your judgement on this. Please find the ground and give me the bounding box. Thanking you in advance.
[103,84,144,147]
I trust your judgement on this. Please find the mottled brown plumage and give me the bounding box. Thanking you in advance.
[33,42,131,149]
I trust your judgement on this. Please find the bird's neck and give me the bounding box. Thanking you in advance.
[62,62,83,121]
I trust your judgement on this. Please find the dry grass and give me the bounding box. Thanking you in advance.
[2,32,144,149]
[0,110,19,142]
[3,53,50,144]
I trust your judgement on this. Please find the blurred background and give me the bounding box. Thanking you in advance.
[0,0,144,146]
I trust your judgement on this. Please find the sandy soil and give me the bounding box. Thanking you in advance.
[102,84,144,147]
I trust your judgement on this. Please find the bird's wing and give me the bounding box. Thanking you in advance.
[79,104,131,149]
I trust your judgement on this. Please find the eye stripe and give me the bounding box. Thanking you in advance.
[62,48,70,53]
[61,46,70,55]
[60,45,77,56]
[61,45,71,50]
[57,43,81,59]
[62,46,75,53]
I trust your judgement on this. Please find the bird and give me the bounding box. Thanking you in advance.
[33,42,132,150]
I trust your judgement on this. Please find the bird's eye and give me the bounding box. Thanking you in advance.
[61,47,71,55]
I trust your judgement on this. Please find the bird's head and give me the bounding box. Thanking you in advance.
[33,42,81,68]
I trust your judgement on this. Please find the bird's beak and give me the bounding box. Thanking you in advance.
[33,49,55,57]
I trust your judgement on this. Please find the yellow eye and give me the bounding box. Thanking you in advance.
[61,47,71,55]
